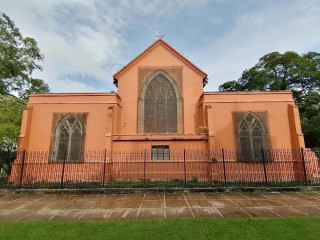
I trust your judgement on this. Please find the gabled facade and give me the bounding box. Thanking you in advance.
[17,39,306,154]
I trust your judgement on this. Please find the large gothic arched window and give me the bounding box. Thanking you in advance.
[238,112,266,159]
[53,114,84,161]
[144,74,178,133]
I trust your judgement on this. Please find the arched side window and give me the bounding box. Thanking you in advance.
[138,70,182,134]
[238,112,266,160]
[53,114,85,161]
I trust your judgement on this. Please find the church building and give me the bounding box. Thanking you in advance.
[9,39,319,185]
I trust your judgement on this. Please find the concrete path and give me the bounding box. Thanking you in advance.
[0,192,319,220]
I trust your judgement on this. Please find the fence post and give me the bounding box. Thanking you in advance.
[184,149,187,188]
[222,148,227,188]
[261,148,268,187]
[19,150,26,189]
[102,150,107,187]
[144,149,146,186]
[60,151,67,189]
[300,148,308,186]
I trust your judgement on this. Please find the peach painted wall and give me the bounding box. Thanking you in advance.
[116,43,205,135]
[112,138,208,151]
[17,42,306,154]
[200,91,303,150]
[20,93,121,151]
[18,80,305,153]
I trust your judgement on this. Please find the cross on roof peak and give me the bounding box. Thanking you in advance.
[156,32,164,39]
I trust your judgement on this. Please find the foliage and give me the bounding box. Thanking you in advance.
[219,51,320,147]
[198,125,208,132]
[299,92,320,147]
[0,13,49,173]
[218,80,242,91]
[0,95,26,174]
[0,12,49,99]
[0,95,26,151]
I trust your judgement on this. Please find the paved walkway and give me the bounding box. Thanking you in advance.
[0,192,319,220]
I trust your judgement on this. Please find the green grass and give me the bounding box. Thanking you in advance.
[0,217,320,240]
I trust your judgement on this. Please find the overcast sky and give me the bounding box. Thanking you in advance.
[1,0,320,92]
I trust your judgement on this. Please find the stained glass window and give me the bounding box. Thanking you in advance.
[54,114,84,161]
[239,112,265,160]
[144,74,177,133]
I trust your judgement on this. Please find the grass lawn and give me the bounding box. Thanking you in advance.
[0,217,319,240]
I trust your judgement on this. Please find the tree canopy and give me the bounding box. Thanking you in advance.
[219,51,320,148]
[0,95,26,174]
[0,13,49,173]
[0,12,49,99]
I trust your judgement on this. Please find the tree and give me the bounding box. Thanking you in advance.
[0,12,49,99]
[299,92,320,147]
[218,80,242,92]
[0,95,26,174]
[219,51,320,148]
[0,13,49,174]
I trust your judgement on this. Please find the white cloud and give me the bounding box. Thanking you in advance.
[52,78,106,93]
[202,0,320,90]
[1,0,319,93]
[1,0,206,92]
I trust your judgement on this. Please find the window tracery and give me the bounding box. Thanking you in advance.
[53,114,84,161]
[144,74,177,133]
[238,112,266,159]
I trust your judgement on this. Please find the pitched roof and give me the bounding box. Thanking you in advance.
[113,39,208,87]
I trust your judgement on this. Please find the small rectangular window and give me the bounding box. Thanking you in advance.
[151,145,170,160]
